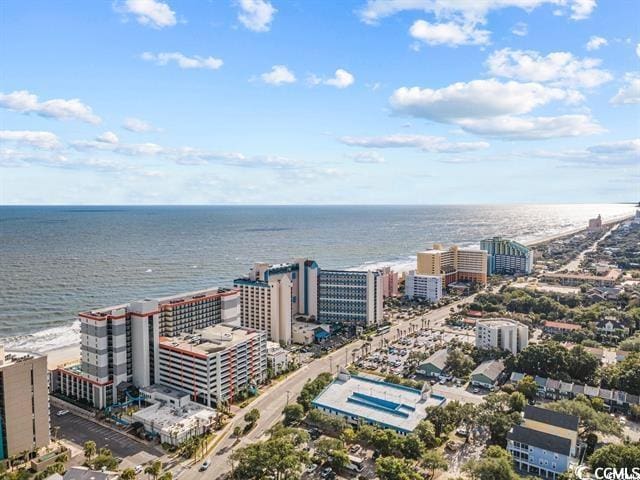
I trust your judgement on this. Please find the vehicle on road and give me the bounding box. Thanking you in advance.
[200,459,211,471]
[56,410,69,416]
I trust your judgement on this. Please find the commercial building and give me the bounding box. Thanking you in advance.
[157,324,267,407]
[507,405,580,479]
[317,270,383,328]
[63,467,119,480]
[234,259,319,344]
[133,385,218,446]
[54,287,240,409]
[543,321,582,335]
[266,341,289,375]
[404,271,442,302]
[541,269,621,288]
[291,322,331,345]
[476,318,529,354]
[417,349,448,378]
[480,237,533,275]
[0,347,50,460]
[588,214,603,232]
[416,244,487,287]
[470,360,505,389]
[311,370,445,434]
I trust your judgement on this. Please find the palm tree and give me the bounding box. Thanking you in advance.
[144,460,162,480]
[158,473,172,480]
[83,441,97,462]
[120,468,137,480]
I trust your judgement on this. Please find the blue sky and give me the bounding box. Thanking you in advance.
[0,0,638,204]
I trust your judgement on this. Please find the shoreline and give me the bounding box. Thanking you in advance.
[20,212,637,369]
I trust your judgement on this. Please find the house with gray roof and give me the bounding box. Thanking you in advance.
[470,360,505,389]
[417,349,448,378]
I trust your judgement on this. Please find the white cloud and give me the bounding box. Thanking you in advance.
[141,52,223,70]
[586,36,607,51]
[309,69,355,88]
[96,132,119,144]
[339,134,489,153]
[346,152,385,164]
[261,65,296,85]
[588,139,640,155]
[637,43,640,58]
[237,0,276,32]
[456,114,604,140]
[120,0,176,28]
[511,22,528,37]
[123,117,158,133]
[390,79,576,122]
[486,49,612,88]
[0,90,101,124]
[0,130,62,149]
[533,138,639,166]
[570,0,596,20]
[358,0,596,25]
[409,20,490,46]
[610,73,640,105]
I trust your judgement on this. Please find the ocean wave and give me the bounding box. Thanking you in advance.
[3,320,80,352]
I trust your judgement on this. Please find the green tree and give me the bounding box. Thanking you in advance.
[421,450,447,479]
[547,396,622,436]
[83,440,97,461]
[120,468,137,480]
[244,408,261,426]
[158,473,172,480]
[446,348,476,378]
[589,443,640,470]
[463,446,520,480]
[514,342,569,381]
[297,372,333,411]
[515,375,538,400]
[476,393,522,446]
[144,460,162,480]
[375,456,422,480]
[315,437,349,470]
[566,346,600,384]
[400,434,425,460]
[282,403,304,426]
[509,392,526,412]
[413,420,438,448]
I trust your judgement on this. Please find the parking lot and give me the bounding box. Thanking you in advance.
[52,411,159,461]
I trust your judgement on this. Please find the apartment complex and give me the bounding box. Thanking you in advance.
[377,266,399,298]
[157,324,267,407]
[507,405,580,478]
[317,269,383,327]
[480,237,533,275]
[0,347,50,460]
[54,287,240,409]
[476,318,529,354]
[416,244,487,287]
[404,271,442,302]
[234,259,319,344]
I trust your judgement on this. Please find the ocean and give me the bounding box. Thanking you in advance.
[0,204,635,352]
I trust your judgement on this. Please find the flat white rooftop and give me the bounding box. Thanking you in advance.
[132,401,217,437]
[312,373,445,433]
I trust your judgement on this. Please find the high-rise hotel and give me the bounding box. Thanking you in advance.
[234,259,319,344]
[53,287,241,409]
[417,244,488,287]
[480,237,533,275]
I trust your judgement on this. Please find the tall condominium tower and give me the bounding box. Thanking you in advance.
[234,259,319,344]
[53,287,240,409]
[417,244,488,286]
[480,237,533,275]
[0,347,50,460]
[317,270,383,327]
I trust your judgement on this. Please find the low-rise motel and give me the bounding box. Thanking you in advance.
[311,369,445,435]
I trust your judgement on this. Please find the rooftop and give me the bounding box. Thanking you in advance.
[312,372,445,433]
[421,348,448,370]
[471,360,505,381]
[509,425,573,456]
[478,318,524,328]
[524,405,579,431]
[63,467,119,480]
[132,401,217,437]
[159,324,262,357]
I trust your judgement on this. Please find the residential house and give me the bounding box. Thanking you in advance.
[470,360,505,389]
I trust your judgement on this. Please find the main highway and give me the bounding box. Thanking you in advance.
[175,295,474,480]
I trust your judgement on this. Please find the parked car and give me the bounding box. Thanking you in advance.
[56,410,69,417]
[320,467,333,478]
[134,466,144,474]
[445,440,461,452]
[306,464,318,473]
[472,387,480,394]
[200,459,211,471]
[455,427,469,437]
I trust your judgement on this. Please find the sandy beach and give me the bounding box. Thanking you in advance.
[45,343,80,370]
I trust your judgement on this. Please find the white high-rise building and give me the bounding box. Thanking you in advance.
[476,318,529,354]
[317,270,383,327]
[234,259,319,344]
[405,271,442,302]
[54,287,240,409]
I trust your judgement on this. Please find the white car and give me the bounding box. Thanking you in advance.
[56,410,69,417]
[306,464,318,473]
[134,466,144,474]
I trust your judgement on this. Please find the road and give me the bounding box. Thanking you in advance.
[178,296,473,480]
[553,225,616,273]
[51,412,158,459]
